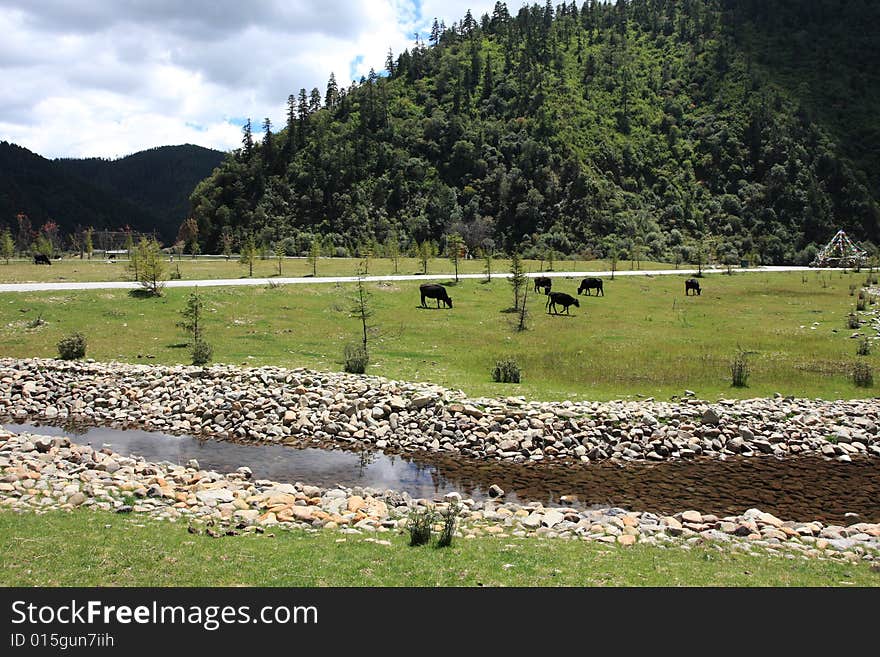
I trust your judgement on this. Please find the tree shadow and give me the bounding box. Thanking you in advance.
[167,343,189,349]
[127,289,158,299]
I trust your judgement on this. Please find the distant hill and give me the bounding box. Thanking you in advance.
[56,145,226,240]
[0,142,225,243]
[190,0,880,265]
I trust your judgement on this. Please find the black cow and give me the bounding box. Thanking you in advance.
[33,254,51,265]
[685,278,701,296]
[534,276,552,294]
[420,283,453,309]
[577,277,604,296]
[546,291,580,315]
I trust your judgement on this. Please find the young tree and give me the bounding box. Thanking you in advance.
[385,231,400,274]
[177,291,212,365]
[124,230,134,260]
[447,232,464,282]
[32,234,53,259]
[132,238,166,296]
[178,291,206,343]
[509,252,526,310]
[308,238,321,276]
[240,234,257,277]
[609,244,619,280]
[483,247,493,282]
[1,228,14,264]
[516,270,530,332]
[274,240,285,276]
[418,240,431,274]
[84,228,94,260]
[351,260,373,354]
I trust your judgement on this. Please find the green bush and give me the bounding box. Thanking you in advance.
[853,361,873,388]
[191,339,213,366]
[343,343,369,374]
[492,357,522,383]
[407,507,435,547]
[847,312,861,329]
[857,338,871,356]
[730,349,750,388]
[437,499,461,548]
[57,332,87,360]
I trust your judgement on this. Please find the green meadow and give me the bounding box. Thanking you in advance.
[1,511,876,587]
[0,269,874,401]
[0,256,674,284]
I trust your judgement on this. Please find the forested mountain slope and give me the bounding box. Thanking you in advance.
[56,145,225,241]
[189,0,880,264]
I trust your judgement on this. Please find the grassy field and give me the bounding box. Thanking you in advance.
[0,256,675,284]
[1,510,875,586]
[0,269,875,401]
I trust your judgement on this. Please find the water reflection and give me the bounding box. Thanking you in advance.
[3,421,879,523]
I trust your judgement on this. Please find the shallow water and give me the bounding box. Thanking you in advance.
[4,421,879,523]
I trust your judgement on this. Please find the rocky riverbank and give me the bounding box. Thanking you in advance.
[1,428,878,561]
[1,358,878,466]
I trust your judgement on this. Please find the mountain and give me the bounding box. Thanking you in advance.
[189,0,880,265]
[0,142,225,243]
[56,145,226,241]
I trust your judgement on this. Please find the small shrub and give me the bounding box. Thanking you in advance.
[492,357,522,383]
[847,312,861,329]
[857,338,871,356]
[169,270,182,280]
[730,349,750,388]
[407,506,435,547]
[57,332,86,360]
[343,343,368,374]
[191,339,213,366]
[849,284,856,296]
[26,313,46,329]
[437,498,461,548]
[856,295,867,311]
[852,361,873,388]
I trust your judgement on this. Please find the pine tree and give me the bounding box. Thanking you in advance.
[418,240,431,274]
[241,119,253,159]
[308,238,321,276]
[274,241,285,275]
[447,232,464,282]
[262,117,273,163]
[509,252,526,310]
[325,72,339,108]
[130,238,166,296]
[385,231,400,274]
[239,234,257,277]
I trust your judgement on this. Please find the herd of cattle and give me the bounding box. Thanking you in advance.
[420,277,702,314]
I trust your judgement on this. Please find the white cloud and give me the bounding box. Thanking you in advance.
[0,0,500,158]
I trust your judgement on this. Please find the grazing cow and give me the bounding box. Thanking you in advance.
[534,276,552,294]
[577,277,604,296]
[546,291,580,315]
[420,283,453,309]
[685,278,702,296]
[33,254,51,265]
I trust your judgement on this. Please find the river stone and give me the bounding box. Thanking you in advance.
[488,484,504,498]
[68,492,86,506]
[701,408,720,425]
[542,510,564,528]
[521,513,543,529]
[196,490,234,506]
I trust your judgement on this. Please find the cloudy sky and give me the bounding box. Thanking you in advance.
[0,0,498,159]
